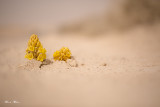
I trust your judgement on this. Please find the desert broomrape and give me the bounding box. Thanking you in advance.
[25,34,46,62]
[53,47,71,61]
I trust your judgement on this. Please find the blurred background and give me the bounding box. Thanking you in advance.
[0,0,160,37]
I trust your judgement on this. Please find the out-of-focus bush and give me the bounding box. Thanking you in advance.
[58,0,160,36]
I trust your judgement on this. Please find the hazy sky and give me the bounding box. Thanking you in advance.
[0,0,110,26]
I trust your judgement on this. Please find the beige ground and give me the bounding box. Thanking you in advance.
[0,26,160,107]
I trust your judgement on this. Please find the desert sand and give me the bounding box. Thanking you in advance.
[0,25,160,107]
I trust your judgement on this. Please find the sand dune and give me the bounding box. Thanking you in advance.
[0,25,160,107]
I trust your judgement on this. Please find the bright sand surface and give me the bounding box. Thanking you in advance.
[0,26,160,107]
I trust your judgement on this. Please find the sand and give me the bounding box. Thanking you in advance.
[0,26,160,107]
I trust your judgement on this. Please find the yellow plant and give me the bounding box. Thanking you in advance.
[53,47,71,61]
[25,34,46,62]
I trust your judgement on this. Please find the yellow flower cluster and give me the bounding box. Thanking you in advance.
[53,47,71,61]
[25,34,46,62]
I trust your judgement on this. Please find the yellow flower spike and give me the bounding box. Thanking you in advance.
[38,47,46,54]
[26,47,30,52]
[34,39,38,44]
[53,51,60,61]
[30,34,37,39]
[53,47,71,61]
[43,53,46,59]
[32,42,36,47]
[37,53,46,62]
[36,41,41,47]
[25,34,46,62]
[28,46,35,52]
[25,53,33,60]
[37,54,43,62]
